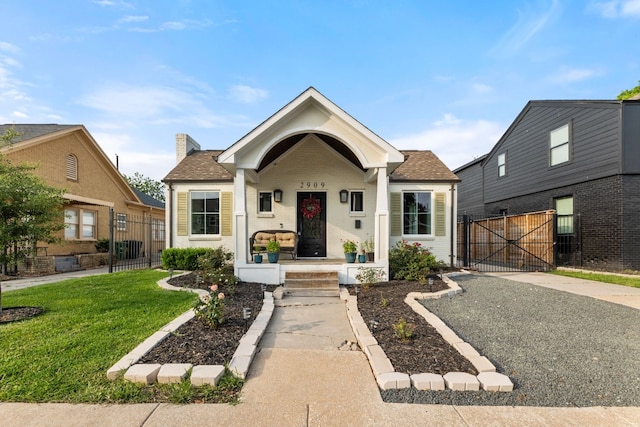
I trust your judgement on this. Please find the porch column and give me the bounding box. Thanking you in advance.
[234,168,248,263]
[374,167,389,263]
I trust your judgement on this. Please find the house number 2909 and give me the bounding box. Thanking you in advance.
[299,181,325,189]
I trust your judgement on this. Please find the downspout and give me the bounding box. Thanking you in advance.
[168,183,173,248]
[450,183,456,268]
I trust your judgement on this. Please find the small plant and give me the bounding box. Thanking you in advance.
[380,293,388,307]
[194,284,225,328]
[393,318,415,341]
[361,237,374,253]
[341,239,358,253]
[355,266,386,289]
[266,239,280,253]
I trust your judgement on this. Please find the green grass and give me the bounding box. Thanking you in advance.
[550,269,640,288]
[0,269,217,403]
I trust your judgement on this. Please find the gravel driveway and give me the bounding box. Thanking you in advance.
[382,273,640,407]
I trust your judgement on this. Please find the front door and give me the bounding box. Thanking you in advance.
[297,192,326,257]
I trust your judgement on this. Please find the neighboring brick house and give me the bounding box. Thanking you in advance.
[0,124,165,270]
[163,87,460,284]
[455,99,640,271]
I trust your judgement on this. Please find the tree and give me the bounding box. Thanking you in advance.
[616,80,640,100]
[123,172,165,201]
[1,128,66,313]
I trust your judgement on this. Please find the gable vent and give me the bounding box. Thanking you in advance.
[66,154,78,180]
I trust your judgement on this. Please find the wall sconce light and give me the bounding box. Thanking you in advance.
[273,189,283,203]
[339,189,349,203]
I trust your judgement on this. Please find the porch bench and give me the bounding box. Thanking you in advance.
[250,230,298,260]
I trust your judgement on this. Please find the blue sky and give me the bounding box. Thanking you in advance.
[1,1,639,181]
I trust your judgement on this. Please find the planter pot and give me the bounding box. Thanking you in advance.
[358,254,367,263]
[344,252,357,263]
[267,252,280,263]
[253,254,263,264]
[366,252,374,262]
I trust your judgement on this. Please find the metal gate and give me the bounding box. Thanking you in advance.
[108,209,165,272]
[457,211,556,272]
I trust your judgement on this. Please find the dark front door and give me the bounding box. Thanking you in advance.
[297,192,326,257]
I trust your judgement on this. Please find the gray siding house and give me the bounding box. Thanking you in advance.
[455,99,640,272]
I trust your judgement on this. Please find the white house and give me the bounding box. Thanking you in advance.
[163,87,459,285]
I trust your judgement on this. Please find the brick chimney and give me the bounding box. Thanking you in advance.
[175,134,201,164]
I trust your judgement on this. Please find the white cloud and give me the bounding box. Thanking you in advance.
[0,42,19,53]
[548,66,600,84]
[390,114,505,171]
[12,111,28,119]
[490,0,560,56]
[588,0,640,17]
[119,15,148,24]
[471,82,493,94]
[228,85,268,104]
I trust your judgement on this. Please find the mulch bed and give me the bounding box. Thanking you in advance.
[0,306,45,324]
[139,274,267,365]
[142,272,477,378]
[353,278,478,376]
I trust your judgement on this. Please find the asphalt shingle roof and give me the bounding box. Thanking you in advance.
[391,150,460,182]
[163,150,233,182]
[0,124,79,142]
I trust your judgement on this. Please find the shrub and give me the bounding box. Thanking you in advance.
[388,240,444,281]
[355,267,386,289]
[95,238,110,253]
[196,247,238,294]
[194,284,225,328]
[161,248,210,270]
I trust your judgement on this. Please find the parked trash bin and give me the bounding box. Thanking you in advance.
[115,241,128,260]
[123,240,143,259]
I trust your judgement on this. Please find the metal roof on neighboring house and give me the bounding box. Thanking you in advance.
[0,124,80,142]
[391,150,460,182]
[132,188,165,209]
[163,150,233,182]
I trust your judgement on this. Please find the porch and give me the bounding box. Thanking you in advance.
[235,258,386,286]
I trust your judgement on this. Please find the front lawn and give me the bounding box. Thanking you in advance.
[0,270,203,403]
[550,269,640,288]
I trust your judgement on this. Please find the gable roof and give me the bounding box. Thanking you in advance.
[132,188,165,209]
[391,150,460,182]
[0,124,79,142]
[163,150,234,182]
[216,87,406,173]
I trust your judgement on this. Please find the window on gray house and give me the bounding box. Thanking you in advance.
[555,196,574,234]
[550,124,570,166]
[498,153,506,177]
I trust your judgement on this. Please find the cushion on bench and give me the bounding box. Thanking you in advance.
[276,232,296,248]
[253,232,275,247]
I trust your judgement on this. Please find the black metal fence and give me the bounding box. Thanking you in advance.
[108,210,165,273]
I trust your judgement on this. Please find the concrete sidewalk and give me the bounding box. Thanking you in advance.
[2,273,640,425]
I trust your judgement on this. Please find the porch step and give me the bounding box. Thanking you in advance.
[54,256,83,273]
[284,271,340,297]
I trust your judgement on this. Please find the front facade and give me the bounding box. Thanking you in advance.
[164,88,459,284]
[455,99,640,271]
[0,124,165,264]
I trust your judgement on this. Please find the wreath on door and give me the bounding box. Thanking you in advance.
[300,195,322,220]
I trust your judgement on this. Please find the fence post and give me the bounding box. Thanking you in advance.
[552,213,558,269]
[462,215,470,267]
[108,208,114,273]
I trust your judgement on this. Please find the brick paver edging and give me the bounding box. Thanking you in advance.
[106,273,275,386]
[342,273,513,392]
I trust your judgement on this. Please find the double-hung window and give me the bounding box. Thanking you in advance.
[191,191,220,235]
[116,213,127,231]
[555,196,574,234]
[64,208,96,239]
[550,124,570,166]
[403,191,432,235]
[498,153,506,177]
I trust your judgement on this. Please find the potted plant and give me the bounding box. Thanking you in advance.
[342,239,358,263]
[362,237,374,262]
[253,246,264,264]
[266,239,280,263]
[358,246,367,263]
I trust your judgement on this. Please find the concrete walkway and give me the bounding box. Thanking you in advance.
[1,271,640,425]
